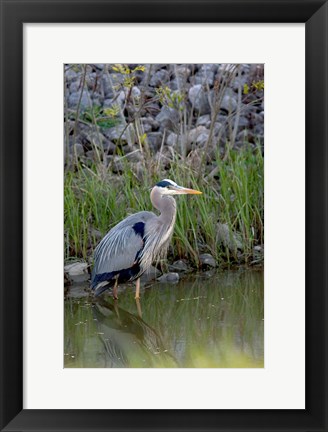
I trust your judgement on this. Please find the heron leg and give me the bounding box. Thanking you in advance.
[113,276,119,300]
[135,278,141,299]
[135,298,142,318]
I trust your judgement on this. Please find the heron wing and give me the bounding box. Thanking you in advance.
[91,212,156,287]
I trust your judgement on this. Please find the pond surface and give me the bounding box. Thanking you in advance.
[64,269,264,368]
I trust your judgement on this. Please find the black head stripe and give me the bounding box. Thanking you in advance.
[156,180,173,188]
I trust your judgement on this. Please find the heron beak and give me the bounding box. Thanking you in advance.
[176,186,202,195]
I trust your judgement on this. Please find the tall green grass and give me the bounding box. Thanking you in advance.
[64,143,263,267]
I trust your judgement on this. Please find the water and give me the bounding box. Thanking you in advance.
[64,269,264,368]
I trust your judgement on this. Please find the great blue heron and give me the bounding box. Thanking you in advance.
[91,179,202,299]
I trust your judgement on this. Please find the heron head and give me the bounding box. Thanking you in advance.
[155,179,202,196]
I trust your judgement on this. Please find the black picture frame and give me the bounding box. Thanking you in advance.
[0,1,327,431]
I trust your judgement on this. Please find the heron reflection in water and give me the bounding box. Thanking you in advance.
[93,297,178,368]
[91,179,202,299]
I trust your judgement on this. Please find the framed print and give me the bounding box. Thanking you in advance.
[0,0,327,431]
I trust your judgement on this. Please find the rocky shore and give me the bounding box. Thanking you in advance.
[64,63,264,175]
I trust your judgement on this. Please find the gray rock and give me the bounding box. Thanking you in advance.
[101,75,115,98]
[72,143,84,157]
[104,124,135,145]
[188,126,207,143]
[188,85,211,115]
[199,253,217,268]
[175,65,191,78]
[237,116,250,129]
[168,260,189,272]
[157,272,180,283]
[69,81,80,93]
[221,94,238,113]
[127,86,141,99]
[169,77,189,91]
[196,114,210,126]
[216,223,243,251]
[139,121,152,134]
[87,131,105,149]
[102,140,117,154]
[141,265,161,282]
[253,245,264,262]
[212,122,224,136]
[125,150,142,162]
[64,262,88,276]
[147,132,163,152]
[65,68,79,81]
[68,90,91,110]
[199,254,217,267]
[155,106,179,131]
[141,116,160,131]
[196,132,210,147]
[86,150,95,161]
[166,132,178,147]
[201,64,218,73]
[64,262,89,283]
[191,70,214,86]
[150,69,170,87]
[232,76,248,92]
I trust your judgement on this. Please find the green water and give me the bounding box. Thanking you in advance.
[64,269,264,368]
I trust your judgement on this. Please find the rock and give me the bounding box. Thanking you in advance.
[102,139,117,154]
[157,272,180,283]
[65,68,79,81]
[72,143,84,157]
[188,126,207,143]
[196,131,210,147]
[196,114,210,126]
[237,116,250,129]
[253,245,264,262]
[201,64,218,73]
[69,81,80,93]
[166,132,178,147]
[155,106,179,131]
[131,86,141,99]
[125,150,142,162]
[199,254,217,268]
[150,69,170,87]
[191,70,214,86]
[216,223,243,251]
[64,262,88,276]
[221,94,238,113]
[212,122,224,136]
[232,76,248,92]
[87,131,105,149]
[188,85,211,115]
[169,77,189,91]
[141,265,161,282]
[139,121,152,133]
[64,262,89,283]
[101,75,115,98]
[68,90,91,110]
[147,132,163,152]
[104,123,135,145]
[86,150,95,161]
[141,116,160,131]
[168,260,189,273]
[175,65,191,78]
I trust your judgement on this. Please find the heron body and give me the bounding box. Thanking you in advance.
[91,179,201,298]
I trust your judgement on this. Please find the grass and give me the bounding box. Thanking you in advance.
[64,142,264,268]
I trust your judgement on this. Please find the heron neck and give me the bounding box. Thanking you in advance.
[150,188,177,226]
